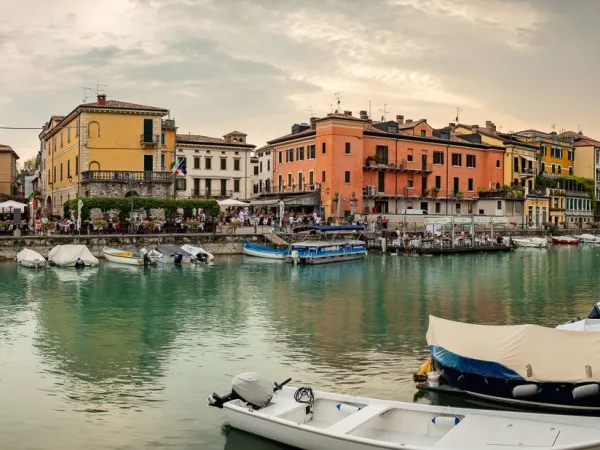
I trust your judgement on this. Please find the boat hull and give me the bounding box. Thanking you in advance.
[512,238,547,249]
[286,253,366,265]
[551,237,579,245]
[17,259,46,268]
[242,241,287,260]
[103,252,144,266]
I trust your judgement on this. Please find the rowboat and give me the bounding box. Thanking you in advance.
[15,248,46,268]
[48,244,99,267]
[210,372,600,450]
[512,237,547,248]
[242,241,288,260]
[102,247,155,266]
[551,236,579,245]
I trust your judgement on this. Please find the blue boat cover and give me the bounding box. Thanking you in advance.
[243,241,288,255]
[430,345,524,381]
[293,225,365,233]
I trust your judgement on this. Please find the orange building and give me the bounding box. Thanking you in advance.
[266,112,505,217]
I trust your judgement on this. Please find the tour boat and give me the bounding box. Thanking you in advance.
[287,240,367,264]
[578,234,600,244]
[102,247,156,266]
[15,248,46,268]
[242,241,289,260]
[209,372,600,450]
[48,244,99,267]
[420,315,600,413]
[512,237,548,249]
[551,236,579,245]
[180,244,214,262]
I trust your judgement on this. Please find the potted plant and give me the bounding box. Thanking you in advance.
[366,156,377,167]
[455,191,464,201]
[422,188,430,197]
[432,187,440,197]
[187,218,200,231]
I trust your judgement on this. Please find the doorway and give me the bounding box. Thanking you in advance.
[378,172,385,194]
[421,154,427,171]
[144,155,153,172]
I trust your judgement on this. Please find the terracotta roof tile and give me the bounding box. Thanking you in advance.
[176,134,254,147]
[267,129,316,145]
[80,99,168,112]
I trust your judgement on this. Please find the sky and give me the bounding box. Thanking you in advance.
[1,0,599,163]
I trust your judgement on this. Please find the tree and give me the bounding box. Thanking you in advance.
[22,154,40,174]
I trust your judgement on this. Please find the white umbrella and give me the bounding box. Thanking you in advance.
[218,199,249,207]
[0,200,27,213]
[77,199,83,231]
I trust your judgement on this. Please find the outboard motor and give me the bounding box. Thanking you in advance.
[588,302,600,319]
[74,258,85,269]
[196,252,207,263]
[208,372,291,409]
[173,253,183,265]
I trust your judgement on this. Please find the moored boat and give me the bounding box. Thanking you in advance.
[48,244,99,267]
[512,237,548,248]
[551,236,579,245]
[287,240,367,264]
[180,244,214,262]
[578,234,600,244]
[102,247,156,266]
[242,241,288,260]
[16,248,46,268]
[420,315,600,413]
[209,372,600,450]
[154,245,194,264]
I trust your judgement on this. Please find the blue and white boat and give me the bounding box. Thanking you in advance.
[242,241,289,260]
[287,240,367,264]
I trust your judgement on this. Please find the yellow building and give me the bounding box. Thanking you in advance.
[515,129,574,178]
[549,188,566,227]
[0,144,19,196]
[40,95,176,215]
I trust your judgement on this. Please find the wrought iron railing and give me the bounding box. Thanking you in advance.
[80,170,173,183]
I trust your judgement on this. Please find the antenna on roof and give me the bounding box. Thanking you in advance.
[94,84,107,96]
[455,107,462,123]
[334,92,341,112]
[306,106,314,117]
[551,123,556,133]
[379,104,388,121]
[329,104,334,114]
[81,87,93,103]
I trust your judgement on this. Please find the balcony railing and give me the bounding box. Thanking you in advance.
[140,134,159,146]
[272,184,319,193]
[190,189,235,199]
[80,170,173,184]
[364,158,433,173]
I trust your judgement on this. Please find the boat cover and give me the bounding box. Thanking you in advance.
[427,315,600,382]
[181,244,214,260]
[243,241,288,255]
[16,248,45,262]
[156,245,191,256]
[48,245,99,266]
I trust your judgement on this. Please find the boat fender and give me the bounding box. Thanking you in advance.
[572,384,600,399]
[431,416,460,427]
[512,384,541,398]
[336,403,361,415]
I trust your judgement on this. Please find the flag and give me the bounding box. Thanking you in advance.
[170,159,187,176]
[27,192,33,200]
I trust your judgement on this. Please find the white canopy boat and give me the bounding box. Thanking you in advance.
[102,247,156,266]
[180,244,214,262]
[154,245,194,264]
[15,248,46,268]
[578,234,600,244]
[209,373,600,450]
[48,244,99,267]
[512,237,548,249]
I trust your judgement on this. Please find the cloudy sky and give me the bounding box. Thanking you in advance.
[1,0,598,162]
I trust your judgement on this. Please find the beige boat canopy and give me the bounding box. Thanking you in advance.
[426,315,600,383]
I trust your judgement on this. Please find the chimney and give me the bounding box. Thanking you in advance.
[310,117,318,130]
[449,122,456,134]
[343,110,352,117]
[406,119,412,124]
[471,124,479,133]
[97,94,106,106]
[359,110,369,120]
[396,115,404,125]
[485,120,496,133]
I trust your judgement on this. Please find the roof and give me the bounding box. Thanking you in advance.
[0,144,19,159]
[225,130,247,136]
[50,115,65,122]
[176,134,255,148]
[267,129,316,145]
[80,99,168,112]
[560,131,600,147]
[398,119,427,129]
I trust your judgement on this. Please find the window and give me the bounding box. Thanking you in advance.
[322,171,326,182]
[541,162,545,173]
[468,178,473,191]
[435,176,441,189]
[288,173,293,187]
[568,150,574,161]
[220,158,227,170]
[60,163,63,181]
[220,179,227,194]
[453,177,459,194]
[420,129,426,137]
[407,178,413,188]
[569,166,573,175]
[175,178,187,191]
[278,174,283,190]
[345,142,351,154]
[76,118,80,137]
[259,162,263,172]
[309,171,314,186]
[322,142,326,154]
[194,157,200,169]
[67,160,71,178]
[433,151,444,165]
[540,144,546,156]
[233,180,240,192]
[497,200,502,210]
[375,145,388,164]
[558,164,562,173]
[234,159,241,171]
[455,203,461,213]
[297,147,304,161]
[60,131,63,148]
[344,171,351,183]
[267,160,270,171]
[479,209,484,215]
[253,166,259,175]
[75,156,79,175]
[286,148,294,162]
[496,159,500,168]
[435,202,441,213]
[307,145,316,159]
[466,155,476,168]
[298,172,303,189]
[407,154,413,162]
[278,151,283,164]
[205,157,212,170]
[67,125,71,143]
[551,163,556,173]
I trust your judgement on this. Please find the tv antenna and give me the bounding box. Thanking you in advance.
[379,104,388,121]
[329,104,334,114]
[551,123,556,132]
[81,87,93,103]
[306,106,314,117]
[94,84,107,95]
[334,92,341,113]
[455,107,462,123]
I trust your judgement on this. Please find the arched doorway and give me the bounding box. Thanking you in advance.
[88,161,100,171]
[124,191,139,197]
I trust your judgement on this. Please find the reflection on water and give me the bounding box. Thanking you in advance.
[0,246,599,449]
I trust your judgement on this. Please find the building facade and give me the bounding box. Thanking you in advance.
[562,131,600,217]
[39,95,176,215]
[548,188,566,227]
[563,178,594,227]
[515,129,574,178]
[254,145,274,195]
[0,144,19,197]
[175,131,257,200]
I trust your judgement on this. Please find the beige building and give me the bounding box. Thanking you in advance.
[0,144,19,196]
[562,131,600,215]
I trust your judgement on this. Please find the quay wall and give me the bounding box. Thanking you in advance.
[0,233,260,261]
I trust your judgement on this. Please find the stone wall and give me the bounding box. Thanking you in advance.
[0,233,260,260]
[83,181,172,198]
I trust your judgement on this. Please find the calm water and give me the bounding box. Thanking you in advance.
[1,247,599,449]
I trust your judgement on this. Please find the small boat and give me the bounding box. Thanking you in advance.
[578,234,600,244]
[419,315,600,413]
[557,302,600,332]
[242,241,288,260]
[551,236,579,245]
[209,372,600,450]
[48,244,99,267]
[16,248,46,268]
[102,247,156,266]
[154,245,194,264]
[180,244,214,262]
[287,240,367,264]
[512,237,548,248]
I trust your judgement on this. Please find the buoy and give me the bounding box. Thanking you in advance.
[431,416,460,427]
[336,403,361,416]
[427,371,440,388]
[573,384,600,399]
[512,384,541,398]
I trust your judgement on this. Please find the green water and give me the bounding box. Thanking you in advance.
[0,247,598,449]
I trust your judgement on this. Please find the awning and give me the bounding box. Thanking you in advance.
[250,199,279,207]
[521,155,536,163]
[250,193,319,208]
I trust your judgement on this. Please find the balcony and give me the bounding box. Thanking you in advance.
[191,189,235,199]
[272,184,319,194]
[364,158,433,173]
[140,134,159,147]
[517,167,535,176]
[80,170,173,184]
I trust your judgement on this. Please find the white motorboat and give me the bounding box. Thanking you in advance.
[15,248,46,268]
[557,302,600,331]
[154,245,194,264]
[48,244,99,267]
[242,241,288,260]
[209,373,600,450]
[512,237,548,248]
[102,247,156,266]
[180,244,214,262]
[578,234,600,244]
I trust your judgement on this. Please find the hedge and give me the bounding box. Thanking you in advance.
[65,197,220,221]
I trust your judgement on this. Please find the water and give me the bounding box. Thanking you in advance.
[0,247,598,449]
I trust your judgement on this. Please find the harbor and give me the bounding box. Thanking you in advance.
[1,246,599,449]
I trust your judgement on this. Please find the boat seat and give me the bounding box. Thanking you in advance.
[326,403,390,435]
[260,400,307,418]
